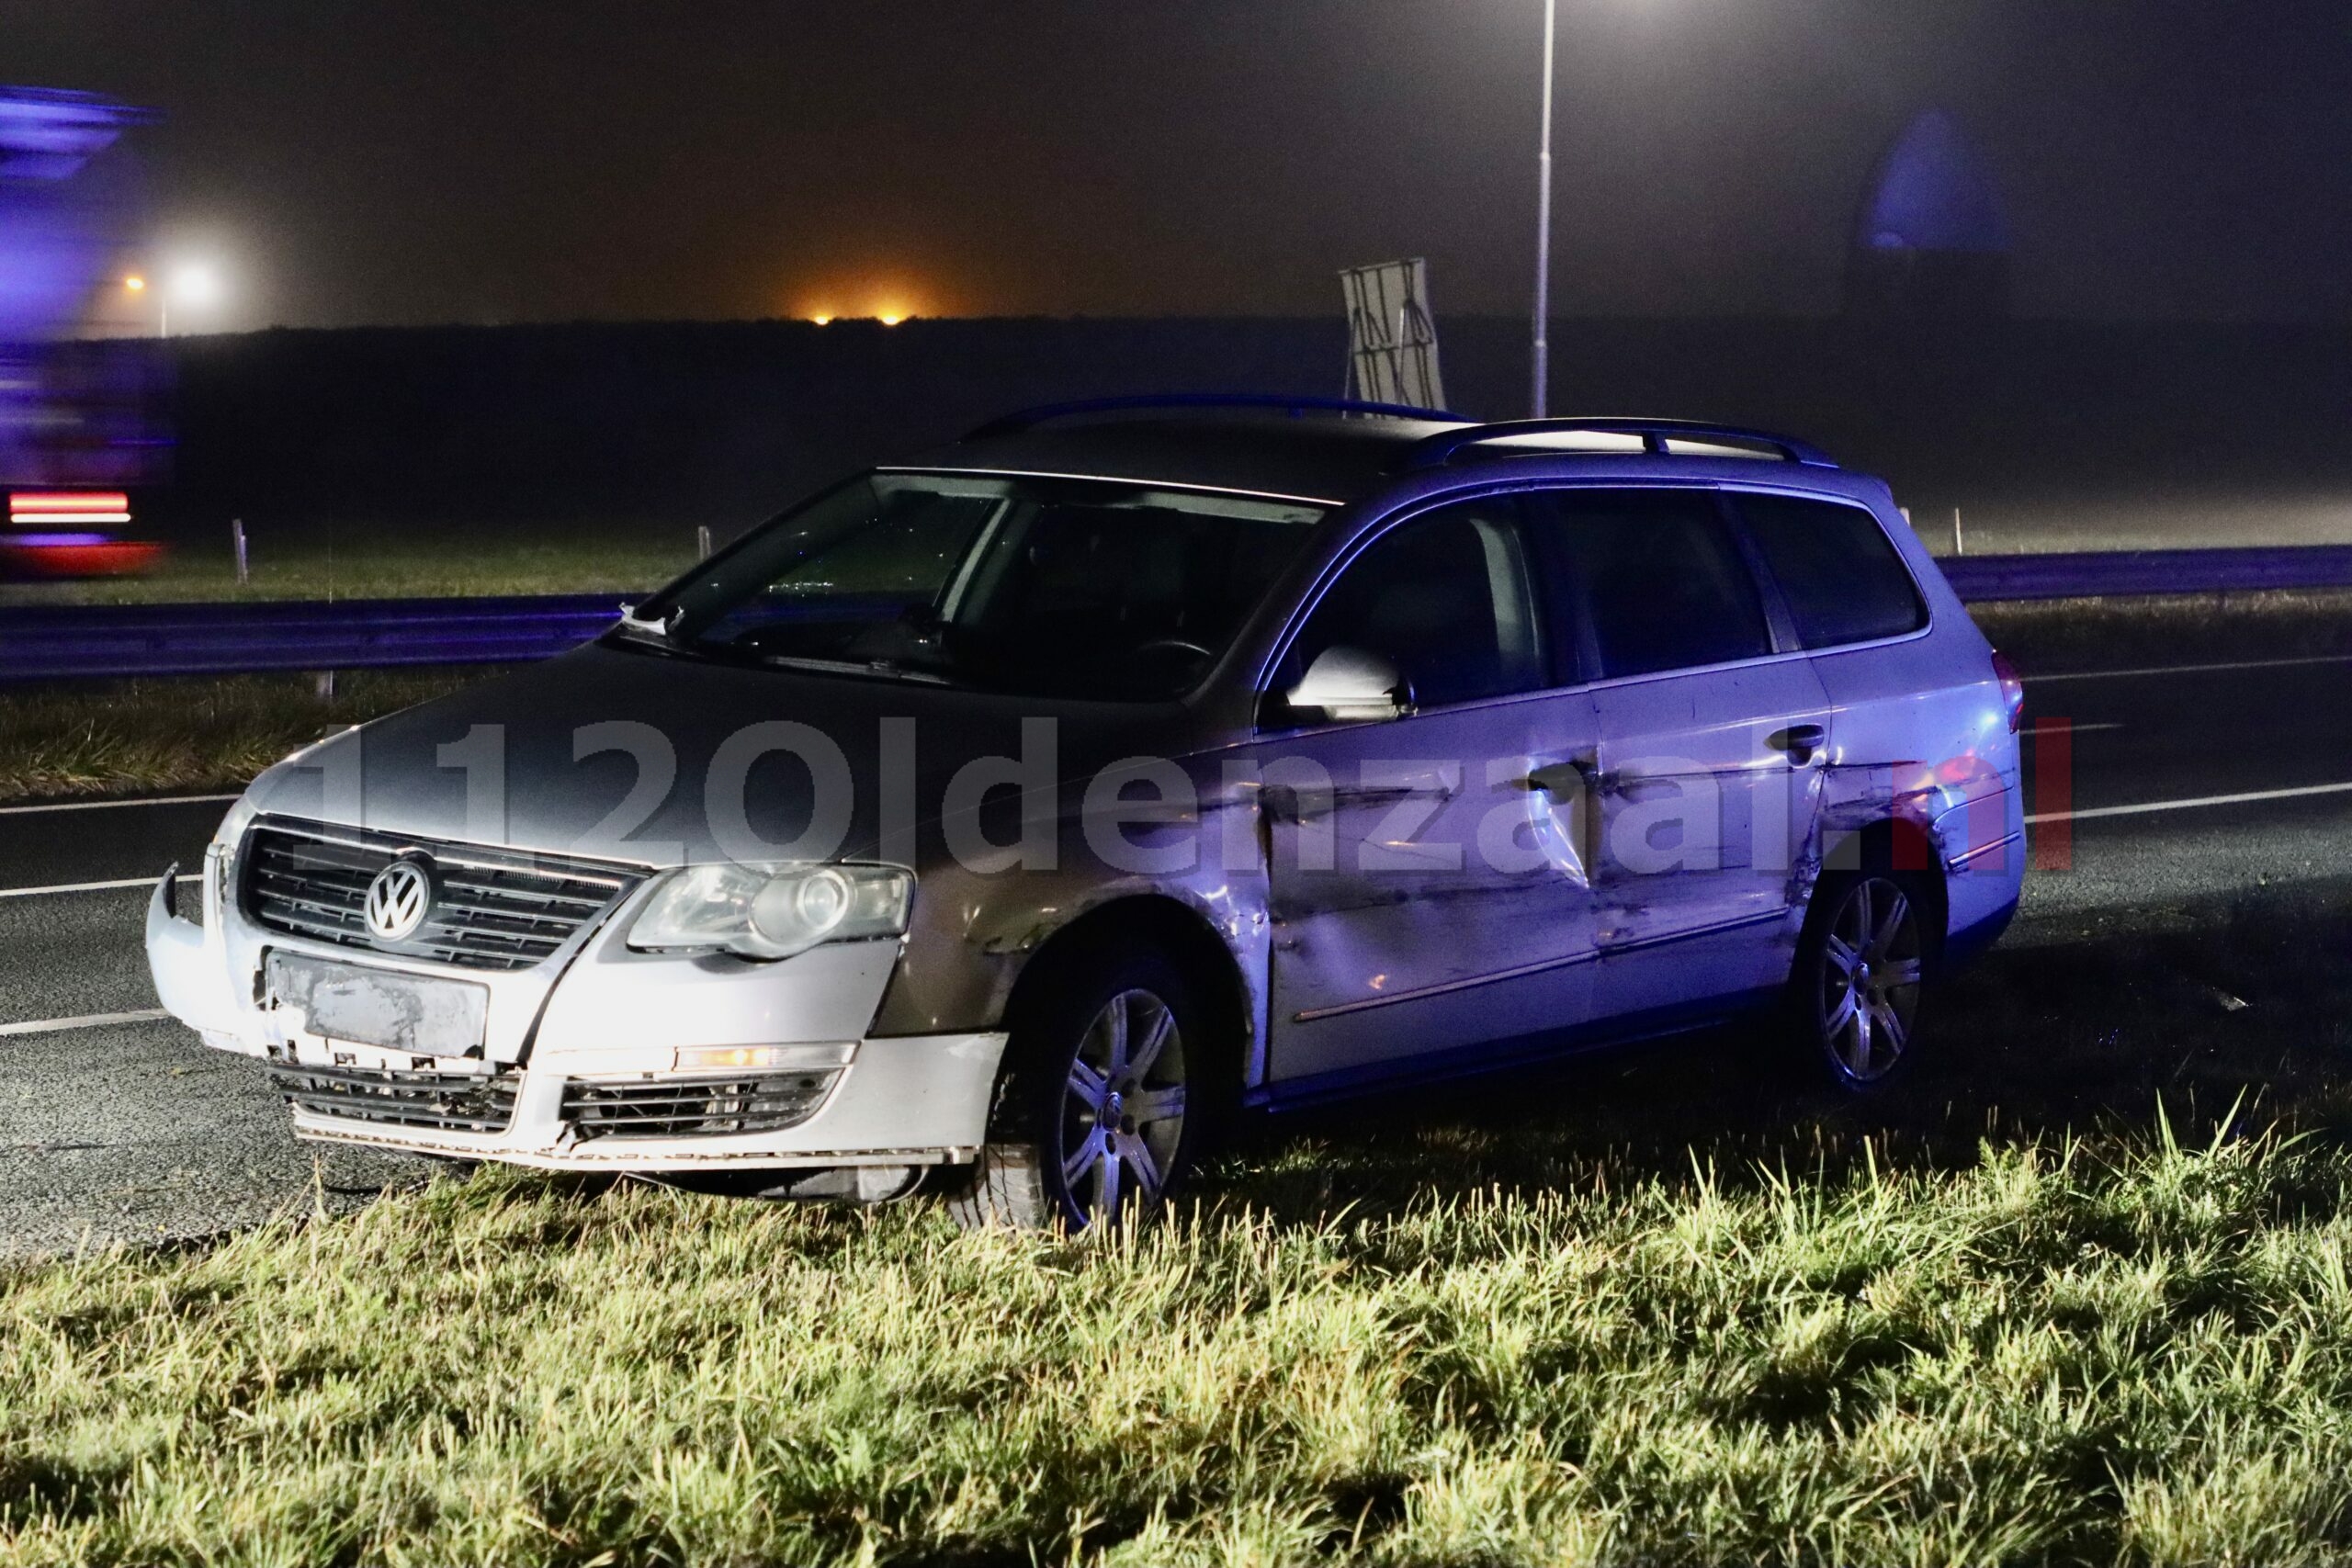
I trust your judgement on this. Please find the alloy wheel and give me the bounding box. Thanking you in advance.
[1057,987,1188,1224]
[1816,875,1924,1084]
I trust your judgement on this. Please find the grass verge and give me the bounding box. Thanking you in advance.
[1967,587,2352,673]
[0,671,483,804]
[0,525,695,606]
[5,1116,2349,1566]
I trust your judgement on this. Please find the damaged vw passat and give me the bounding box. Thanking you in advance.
[146,398,2025,1227]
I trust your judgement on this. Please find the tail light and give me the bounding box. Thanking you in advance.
[8,491,132,525]
[1990,649,2026,733]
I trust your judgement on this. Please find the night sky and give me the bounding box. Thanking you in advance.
[16,1,2352,331]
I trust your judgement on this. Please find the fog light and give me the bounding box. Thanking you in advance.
[673,1043,856,1073]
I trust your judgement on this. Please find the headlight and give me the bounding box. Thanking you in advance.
[627,863,912,961]
[210,795,258,852]
[206,796,259,926]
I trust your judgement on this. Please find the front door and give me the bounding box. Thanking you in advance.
[1251,494,1603,1091]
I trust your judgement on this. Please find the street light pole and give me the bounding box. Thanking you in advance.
[1531,0,1556,418]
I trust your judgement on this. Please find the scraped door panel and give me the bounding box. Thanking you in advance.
[1524,483,1831,1025]
[1589,660,1830,1017]
[1261,692,1603,1085]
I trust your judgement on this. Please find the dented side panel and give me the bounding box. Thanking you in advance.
[864,750,1274,1077]
[1587,654,1834,1017]
[1808,544,2025,931]
[1250,690,1603,1082]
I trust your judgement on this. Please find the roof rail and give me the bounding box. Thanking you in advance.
[1398,417,1838,471]
[964,392,1464,441]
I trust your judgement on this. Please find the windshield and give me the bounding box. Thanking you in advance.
[624,472,1327,701]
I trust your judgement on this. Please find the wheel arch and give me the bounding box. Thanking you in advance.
[944,893,1249,1228]
[1818,815,1951,964]
[999,894,1256,1076]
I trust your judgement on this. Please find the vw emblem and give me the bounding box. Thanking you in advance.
[363,857,435,942]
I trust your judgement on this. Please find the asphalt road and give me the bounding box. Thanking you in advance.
[0,797,429,1258]
[2,653,2348,1257]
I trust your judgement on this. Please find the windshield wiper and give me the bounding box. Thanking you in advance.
[753,652,960,687]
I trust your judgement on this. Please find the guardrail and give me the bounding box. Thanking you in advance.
[6,544,2352,682]
[0,594,626,681]
[1936,545,2352,602]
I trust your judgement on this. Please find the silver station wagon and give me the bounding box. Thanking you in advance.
[146,397,2027,1228]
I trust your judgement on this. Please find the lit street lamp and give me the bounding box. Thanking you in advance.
[1531,0,1556,418]
[134,263,222,338]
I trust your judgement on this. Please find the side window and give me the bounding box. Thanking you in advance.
[1736,493,1928,648]
[1543,489,1772,679]
[1272,497,1544,717]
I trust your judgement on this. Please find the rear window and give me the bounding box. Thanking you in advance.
[1736,493,1927,649]
[1540,488,1774,679]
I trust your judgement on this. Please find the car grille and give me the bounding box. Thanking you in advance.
[270,1062,522,1134]
[241,820,638,972]
[561,1073,841,1140]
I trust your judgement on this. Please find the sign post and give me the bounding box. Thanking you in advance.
[1532,0,1556,417]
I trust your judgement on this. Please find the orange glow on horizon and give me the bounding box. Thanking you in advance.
[123,276,146,293]
[795,305,919,325]
[790,277,936,325]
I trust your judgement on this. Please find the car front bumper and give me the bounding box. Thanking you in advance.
[143,868,1006,1173]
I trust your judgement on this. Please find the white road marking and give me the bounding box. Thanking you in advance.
[2028,653,2352,684]
[2030,779,2352,826]
[0,875,159,900]
[2024,720,2125,735]
[0,793,239,818]
[0,1009,170,1037]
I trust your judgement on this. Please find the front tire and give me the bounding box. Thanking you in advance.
[947,949,1207,1232]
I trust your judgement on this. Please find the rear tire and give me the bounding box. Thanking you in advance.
[946,946,1212,1232]
[1787,852,1937,1090]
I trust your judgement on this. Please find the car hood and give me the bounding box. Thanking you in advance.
[246,640,1195,868]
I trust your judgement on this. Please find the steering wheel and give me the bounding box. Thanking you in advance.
[1131,636,1214,663]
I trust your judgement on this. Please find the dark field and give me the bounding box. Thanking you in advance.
[96,314,2352,558]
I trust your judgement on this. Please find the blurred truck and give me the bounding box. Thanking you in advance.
[1,85,166,580]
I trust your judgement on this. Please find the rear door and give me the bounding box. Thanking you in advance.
[1529,486,1832,1022]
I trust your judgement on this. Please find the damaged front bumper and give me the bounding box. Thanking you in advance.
[143,866,1006,1175]
[272,1032,1004,1172]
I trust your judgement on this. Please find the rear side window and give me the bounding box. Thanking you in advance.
[1736,493,1927,649]
[1541,489,1773,679]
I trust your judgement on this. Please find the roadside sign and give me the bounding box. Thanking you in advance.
[1340,258,1445,411]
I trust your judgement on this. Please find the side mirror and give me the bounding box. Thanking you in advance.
[1284,645,1411,724]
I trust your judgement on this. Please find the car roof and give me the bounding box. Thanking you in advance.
[907,411,1463,505]
[904,400,1848,507]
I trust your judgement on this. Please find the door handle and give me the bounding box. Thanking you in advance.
[1768,724,1826,763]
[1522,759,1608,796]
